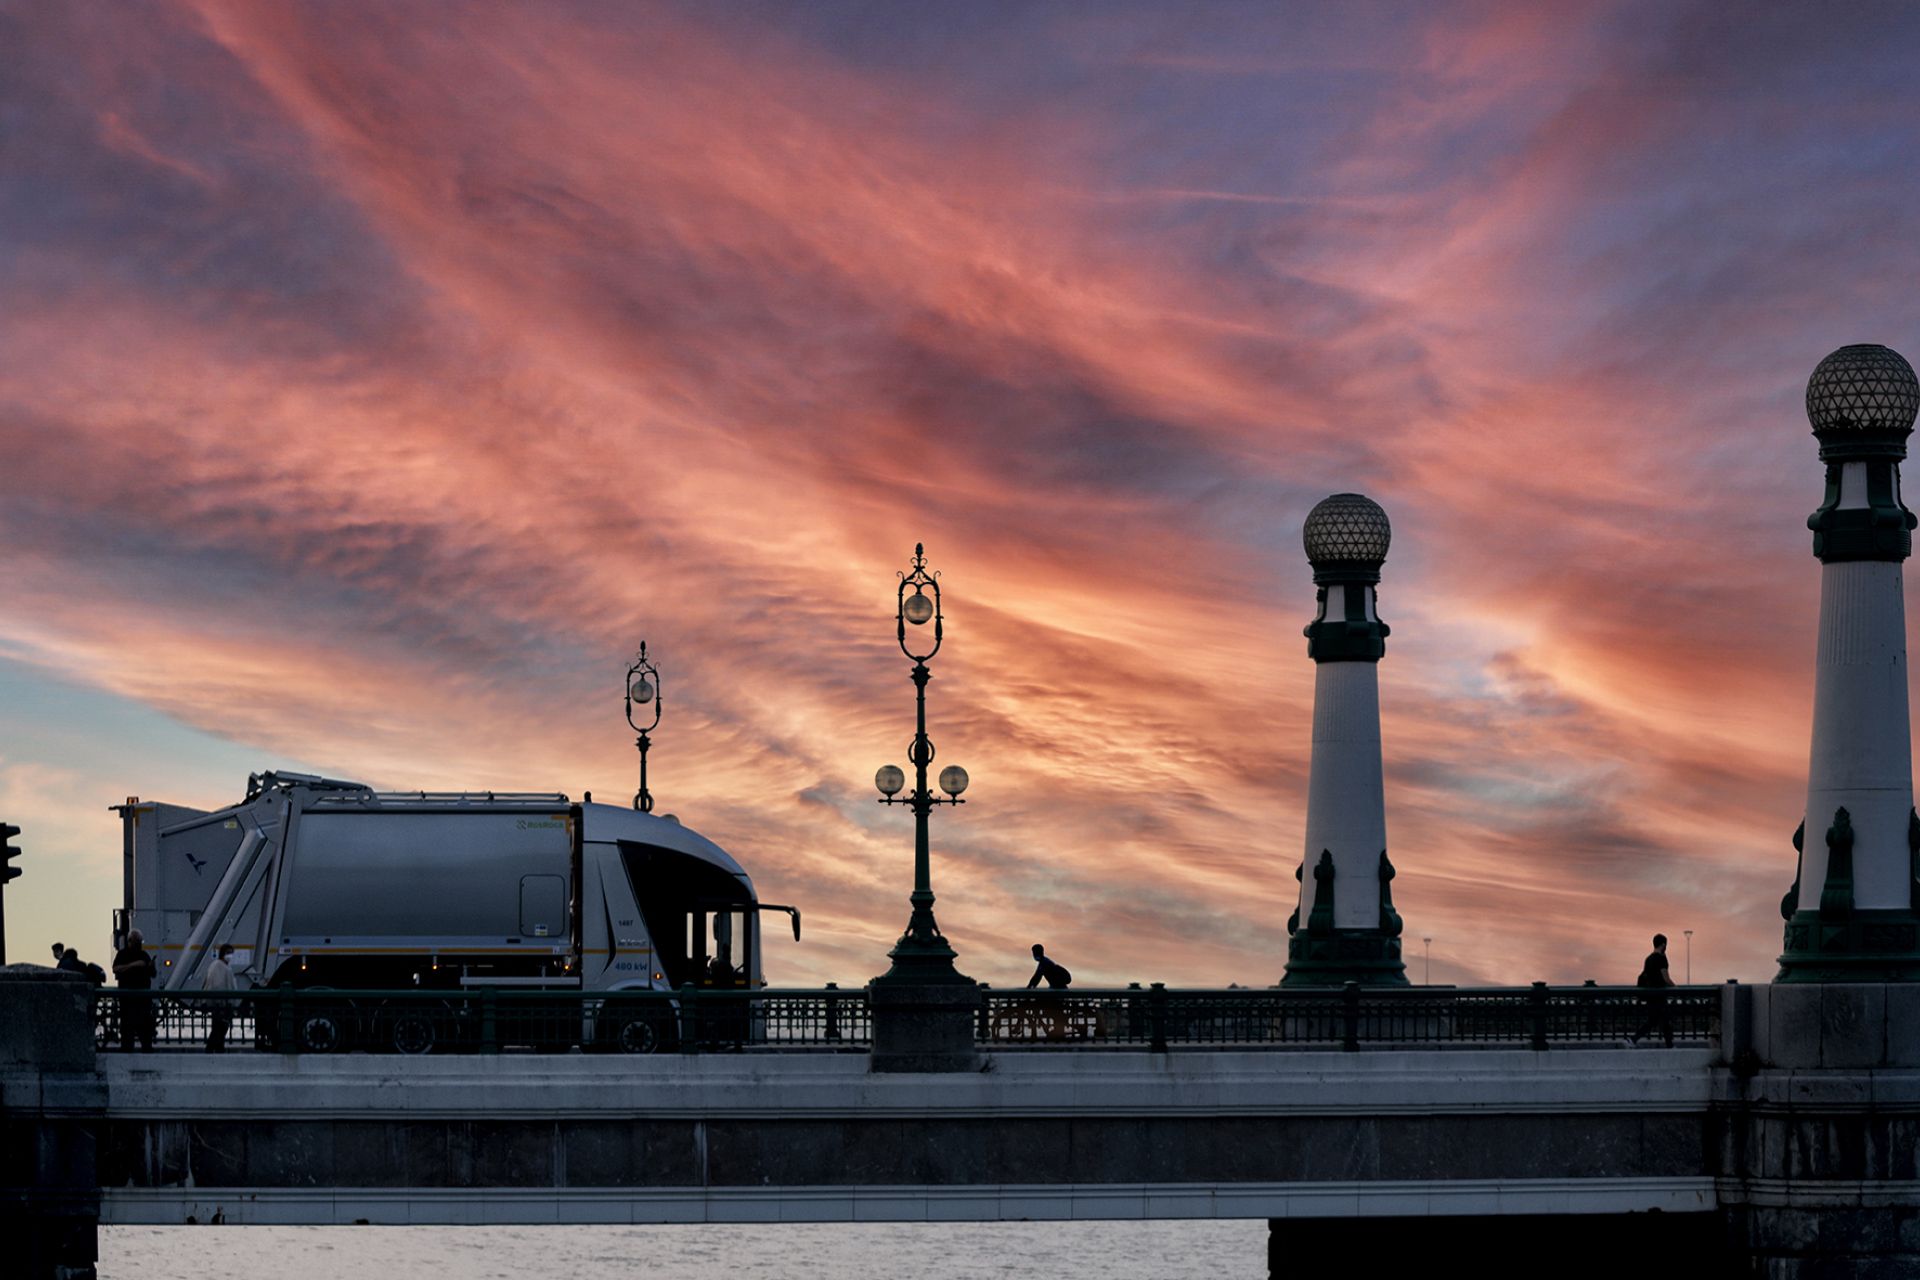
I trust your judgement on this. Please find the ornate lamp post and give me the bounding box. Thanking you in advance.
[873,544,972,987]
[625,643,661,813]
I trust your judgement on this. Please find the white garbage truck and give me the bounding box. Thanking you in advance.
[110,771,799,1050]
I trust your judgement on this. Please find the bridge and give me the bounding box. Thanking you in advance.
[6,972,1918,1278]
[10,347,1920,1279]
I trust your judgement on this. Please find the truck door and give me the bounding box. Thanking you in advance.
[520,875,567,940]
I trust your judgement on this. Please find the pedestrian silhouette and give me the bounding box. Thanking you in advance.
[1629,933,1674,1047]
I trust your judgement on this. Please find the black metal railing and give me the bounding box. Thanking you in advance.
[977,983,1721,1051]
[92,985,872,1055]
[92,982,1716,1055]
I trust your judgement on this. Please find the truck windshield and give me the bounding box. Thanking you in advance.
[616,840,752,988]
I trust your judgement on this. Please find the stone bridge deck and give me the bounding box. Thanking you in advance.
[97,1046,1722,1225]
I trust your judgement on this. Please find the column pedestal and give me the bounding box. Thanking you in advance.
[868,982,981,1073]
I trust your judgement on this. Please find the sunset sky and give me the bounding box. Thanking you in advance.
[5,0,1920,989]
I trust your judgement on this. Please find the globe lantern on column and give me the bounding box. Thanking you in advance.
[625,643,662,813]
[1779,343,1920,981]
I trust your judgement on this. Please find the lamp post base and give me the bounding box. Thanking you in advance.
[1777,909,1920,982]
[873,899,974,988]
[873,933,975,988]
[1279,928,1409,987]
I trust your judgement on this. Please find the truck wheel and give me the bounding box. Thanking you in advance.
[613,1014,664,1055]
[300,1014,343,1053]
[392,1015,435,1056]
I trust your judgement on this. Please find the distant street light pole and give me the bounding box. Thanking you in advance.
[873,544,971,985]
[625,643,661,812]
[1684,929,1693,985]
[1423,936,1432,986]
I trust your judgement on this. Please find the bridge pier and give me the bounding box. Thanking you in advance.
[1270,1211,1724,1275]
[0,970,104,1280]
[1713,982,1920,1278]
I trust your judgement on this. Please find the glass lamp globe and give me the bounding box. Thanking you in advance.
[875,765,906,797]
[903,591,935,625]
[938,765,969,797]
[629,677,654,703]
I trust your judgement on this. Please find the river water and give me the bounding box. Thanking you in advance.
[104,1221,1270,1278]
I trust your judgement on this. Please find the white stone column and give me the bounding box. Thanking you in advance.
[1302,648,1389,930]
[1283,493,1407,986]
[1800,560,1913,911]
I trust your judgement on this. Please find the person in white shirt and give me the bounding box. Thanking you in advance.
[201,943,238,1053]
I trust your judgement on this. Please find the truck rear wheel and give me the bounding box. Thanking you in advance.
[300,1013,343,1053]
[391,1014,436,1055]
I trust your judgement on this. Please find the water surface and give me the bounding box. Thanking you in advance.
[105,1221,1269,1278]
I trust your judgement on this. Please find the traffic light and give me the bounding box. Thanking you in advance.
[0,822,17,965]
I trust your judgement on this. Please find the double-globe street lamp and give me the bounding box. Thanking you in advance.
[873,543,972,985]
[625,642,662,813]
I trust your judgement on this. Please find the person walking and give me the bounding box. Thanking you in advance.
[112,929,158,1051]
[1629,933,1675,1047]
[201,943,238,1052]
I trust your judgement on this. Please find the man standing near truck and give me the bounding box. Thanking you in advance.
[201,942,238,1052]
[113,929,157,1050]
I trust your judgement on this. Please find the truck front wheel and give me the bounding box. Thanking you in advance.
[300,1013,343,1053]
[614,1015,663,1054]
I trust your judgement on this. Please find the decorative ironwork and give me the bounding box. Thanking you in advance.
[1910,809,1920,907]
[896,543,943,664]
[93,984,1720,1054]
[1377,850,1403,937]
[976,984,1720,1051]
[1781,819,1805,921]
[1806,344,1919,437]
[1819,806,1856,918]
[1779,804,1920,981]
[625,643,662,812]
[1302,492,1391,568]
[1306,850,1336,933]
[92,986,871,1054]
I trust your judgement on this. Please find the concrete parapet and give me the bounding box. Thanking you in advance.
[0,967,96,1072]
